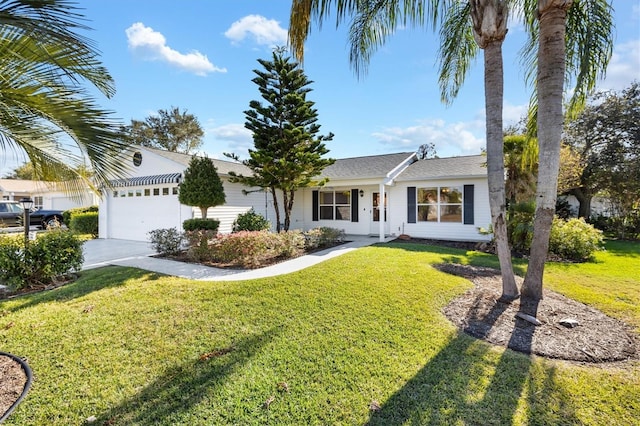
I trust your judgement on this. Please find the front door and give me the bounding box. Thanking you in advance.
[370,192,388,234]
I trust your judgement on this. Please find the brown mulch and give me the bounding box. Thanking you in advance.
[437,263,639,364]
[0,355,27,420]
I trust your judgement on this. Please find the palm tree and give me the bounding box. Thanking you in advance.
[289,0,614,303]
[0,0,129,194]
[520,0,613,300]
[290,0,520,299]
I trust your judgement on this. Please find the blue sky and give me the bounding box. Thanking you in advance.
[1,1,639,174]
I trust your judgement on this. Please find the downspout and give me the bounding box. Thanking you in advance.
[379,182,385,242]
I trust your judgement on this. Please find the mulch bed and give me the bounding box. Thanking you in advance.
[0,355,27,420]
[437,263,639,363]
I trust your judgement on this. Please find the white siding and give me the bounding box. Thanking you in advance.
[193,182,273,233]
[391,177,491,242]
[291,186,375,235]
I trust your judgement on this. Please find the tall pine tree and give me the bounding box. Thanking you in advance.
[226,47,334,231]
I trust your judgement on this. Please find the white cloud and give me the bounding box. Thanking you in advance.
[371,118,485,157]
[208,123,253,157]
[597,39,640,91]
[224,15,288,47]
[126,22,226,76]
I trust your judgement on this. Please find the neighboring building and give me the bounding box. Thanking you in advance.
[0,179,96,211]
[99,146,491,243]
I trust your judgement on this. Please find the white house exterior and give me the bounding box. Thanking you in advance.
[98,147,271,241]
[98,146,491,243]
[0,179,97,210]
[290,153,490,242]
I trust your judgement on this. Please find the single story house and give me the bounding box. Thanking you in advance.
[0,179,97,211]
[98,146,491,243]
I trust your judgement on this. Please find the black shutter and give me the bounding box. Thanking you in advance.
[407,186,417,223]
[463,185,474,224]
[351,189,359,222]
[312,190,319,221]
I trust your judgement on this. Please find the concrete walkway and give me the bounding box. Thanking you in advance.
[82,235,391,281]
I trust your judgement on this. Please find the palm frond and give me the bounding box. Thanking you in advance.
[0,0,129,194]
[437,1,477,104]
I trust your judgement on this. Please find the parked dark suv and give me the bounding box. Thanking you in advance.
[0,200,64,229]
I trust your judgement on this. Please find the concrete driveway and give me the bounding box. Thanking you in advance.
[82,238,156,270]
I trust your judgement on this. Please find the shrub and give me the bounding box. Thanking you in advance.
[233,209,271,232]
[275,230,306,258]
[211,231,273,268]
[69,212,99,236]
[62,205,98,225]
[183,218,220,232]
[184,229,218,262]
[304,227,345,250]
[507,201,536,254]
[549,217,604,261]
[211,231,305,268]
[148,228,184,256]
[0,229,83,291]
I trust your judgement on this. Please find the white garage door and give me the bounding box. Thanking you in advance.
[105,185,191,241]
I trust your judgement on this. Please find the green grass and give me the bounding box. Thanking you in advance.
[0,241,638,425]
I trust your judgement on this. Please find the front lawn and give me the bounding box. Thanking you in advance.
[0,241,638,425]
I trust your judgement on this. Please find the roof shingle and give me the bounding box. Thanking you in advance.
[395,155,487,181]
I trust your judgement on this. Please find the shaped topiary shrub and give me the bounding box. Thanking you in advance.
[69,212,99,236]
[63,205,98,225]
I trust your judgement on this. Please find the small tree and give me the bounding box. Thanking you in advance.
[124,106,204,154]
[225,47,335,231]
[178,156,225,219]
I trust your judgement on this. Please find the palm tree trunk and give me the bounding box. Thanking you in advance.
[522,0,572,301]
[484,40,519,299]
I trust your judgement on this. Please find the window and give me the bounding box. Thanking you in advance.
[319,190,351,221]
[172,187,179,195]
[162,188,169,196]
[113,190,119,198]
[144,189,150,196]
[33,196,43,209]
[127,190,134,197]
[417,186,463,223]
[153,188,160,196]
[135,189,142,197]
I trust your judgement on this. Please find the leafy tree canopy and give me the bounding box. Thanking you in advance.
[178,156,225,219]
[124,107,204,154]
[416,143,437,159]
[563,82,640,218]
[225,47,335,231]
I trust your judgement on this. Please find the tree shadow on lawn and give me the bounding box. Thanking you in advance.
[382,241,528,276]
[97,328,279,425]
[603,240,640,258]
[366,333,580,425]
[1,266,159,314]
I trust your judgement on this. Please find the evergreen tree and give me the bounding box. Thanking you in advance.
[178,156,225,219]
[225,47,335,232]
